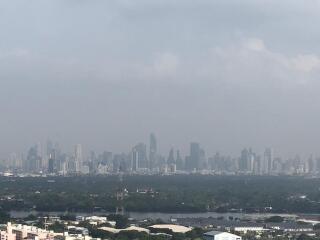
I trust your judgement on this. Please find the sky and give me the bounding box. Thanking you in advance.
[1,0,320,158]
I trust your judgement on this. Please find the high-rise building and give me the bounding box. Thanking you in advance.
[167,148,176,172]
[46,140,54,157]
[307,155,316,174]
[132,143,148,170]
[132,148,139,171]
[74,144,83,172]
[167,148,175,165]
[263,148,274,174]
[239,148,254,172]
[48,156,55,174]
[149,133,157,170]
[186,142,201,171]
[26,146,41,172]
[176,150,184,170]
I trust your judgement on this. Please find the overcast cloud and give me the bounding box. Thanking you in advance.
[1,0,320,158]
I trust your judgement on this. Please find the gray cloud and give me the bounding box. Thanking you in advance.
[0,0,320,158]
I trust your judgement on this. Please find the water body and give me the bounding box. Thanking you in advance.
[10,211,299,221]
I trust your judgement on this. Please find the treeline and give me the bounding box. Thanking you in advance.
[0,175,320,213]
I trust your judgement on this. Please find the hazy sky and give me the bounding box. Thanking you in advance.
[1,0,320,158]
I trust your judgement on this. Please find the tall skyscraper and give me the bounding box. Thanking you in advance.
[46,140,54,157]
[132,149,139,171]
[48,152,56,174]
[74,144,83,172]
[239,148,254,172]
[263,148,274,174]
[132,143,148,169]
[26,146,41,172]
[149,133,157,170]
[186,142,201,171]
[176,150,184,170]
[167,148,175,164]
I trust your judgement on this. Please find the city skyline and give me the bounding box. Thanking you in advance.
[2,133,320,162]
[1,132,319,177]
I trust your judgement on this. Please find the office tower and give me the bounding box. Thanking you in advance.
[210,152,220,171]
[239,148,254,172]
[132,148,139,172]
[46,140,54,157]
[113,153,129,172]
[131,143,147,170]
[149,133,157,170]
[186,142,201,171]
[239,148,249,172]
[263,148,274,174]
[199,148,207,170]
[176,150,184,170]
[253,156,261,175]
[48,156,55,174]
[167,148,176,173]
[316,158,320,172]
[8,152,22,170]
[35,142,43,170]
[46,140,57,172]
[26,146,41,172]
[167,148,175,165]
[307,155,315,174]
[249,151,255,172]
[74,144,83,172]
[273,157,282,174]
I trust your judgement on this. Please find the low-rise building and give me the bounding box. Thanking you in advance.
[66,227,88,236]
[0,222,16,240]
[266,222,313,232]
[203,231,241,240]
[148,224,192,233]
[1,222,59,240]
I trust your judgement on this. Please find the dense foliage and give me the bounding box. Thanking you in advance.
[1,175,320,213]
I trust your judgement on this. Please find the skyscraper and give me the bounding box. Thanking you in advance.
[186,142,201,171]
[132,143,148,169]
[149,133,157,170]
[74,144,83,172]
[26,146,41,172]
[239,148,254,172]
[132,149,139,171]
[263,148,274,174]
[176,150,184,170]
[167,148,175,165]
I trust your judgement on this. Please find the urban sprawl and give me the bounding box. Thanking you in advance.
[1,134,317,176]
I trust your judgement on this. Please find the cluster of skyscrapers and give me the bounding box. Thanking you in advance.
[1,134,319,176]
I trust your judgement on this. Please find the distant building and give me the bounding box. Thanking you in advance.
[186,142,205,171]
[74,144,83,173]
[203,231,241,240]
[0,222,16,240]
[149,133,157,170]
[132,143,148,170]
[167,148,175,165]
[263,148,274,174]
[176,150,184,171]
[239,148,250,172]
[149,224,192,233]
[3,222,58,240]
[26,146,42,173]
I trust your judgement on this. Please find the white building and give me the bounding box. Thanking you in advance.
[63,233,100,240]
[1,222,16,240]
[232,225,265,233]
[203,231,241,240]
[2,222,59,240]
